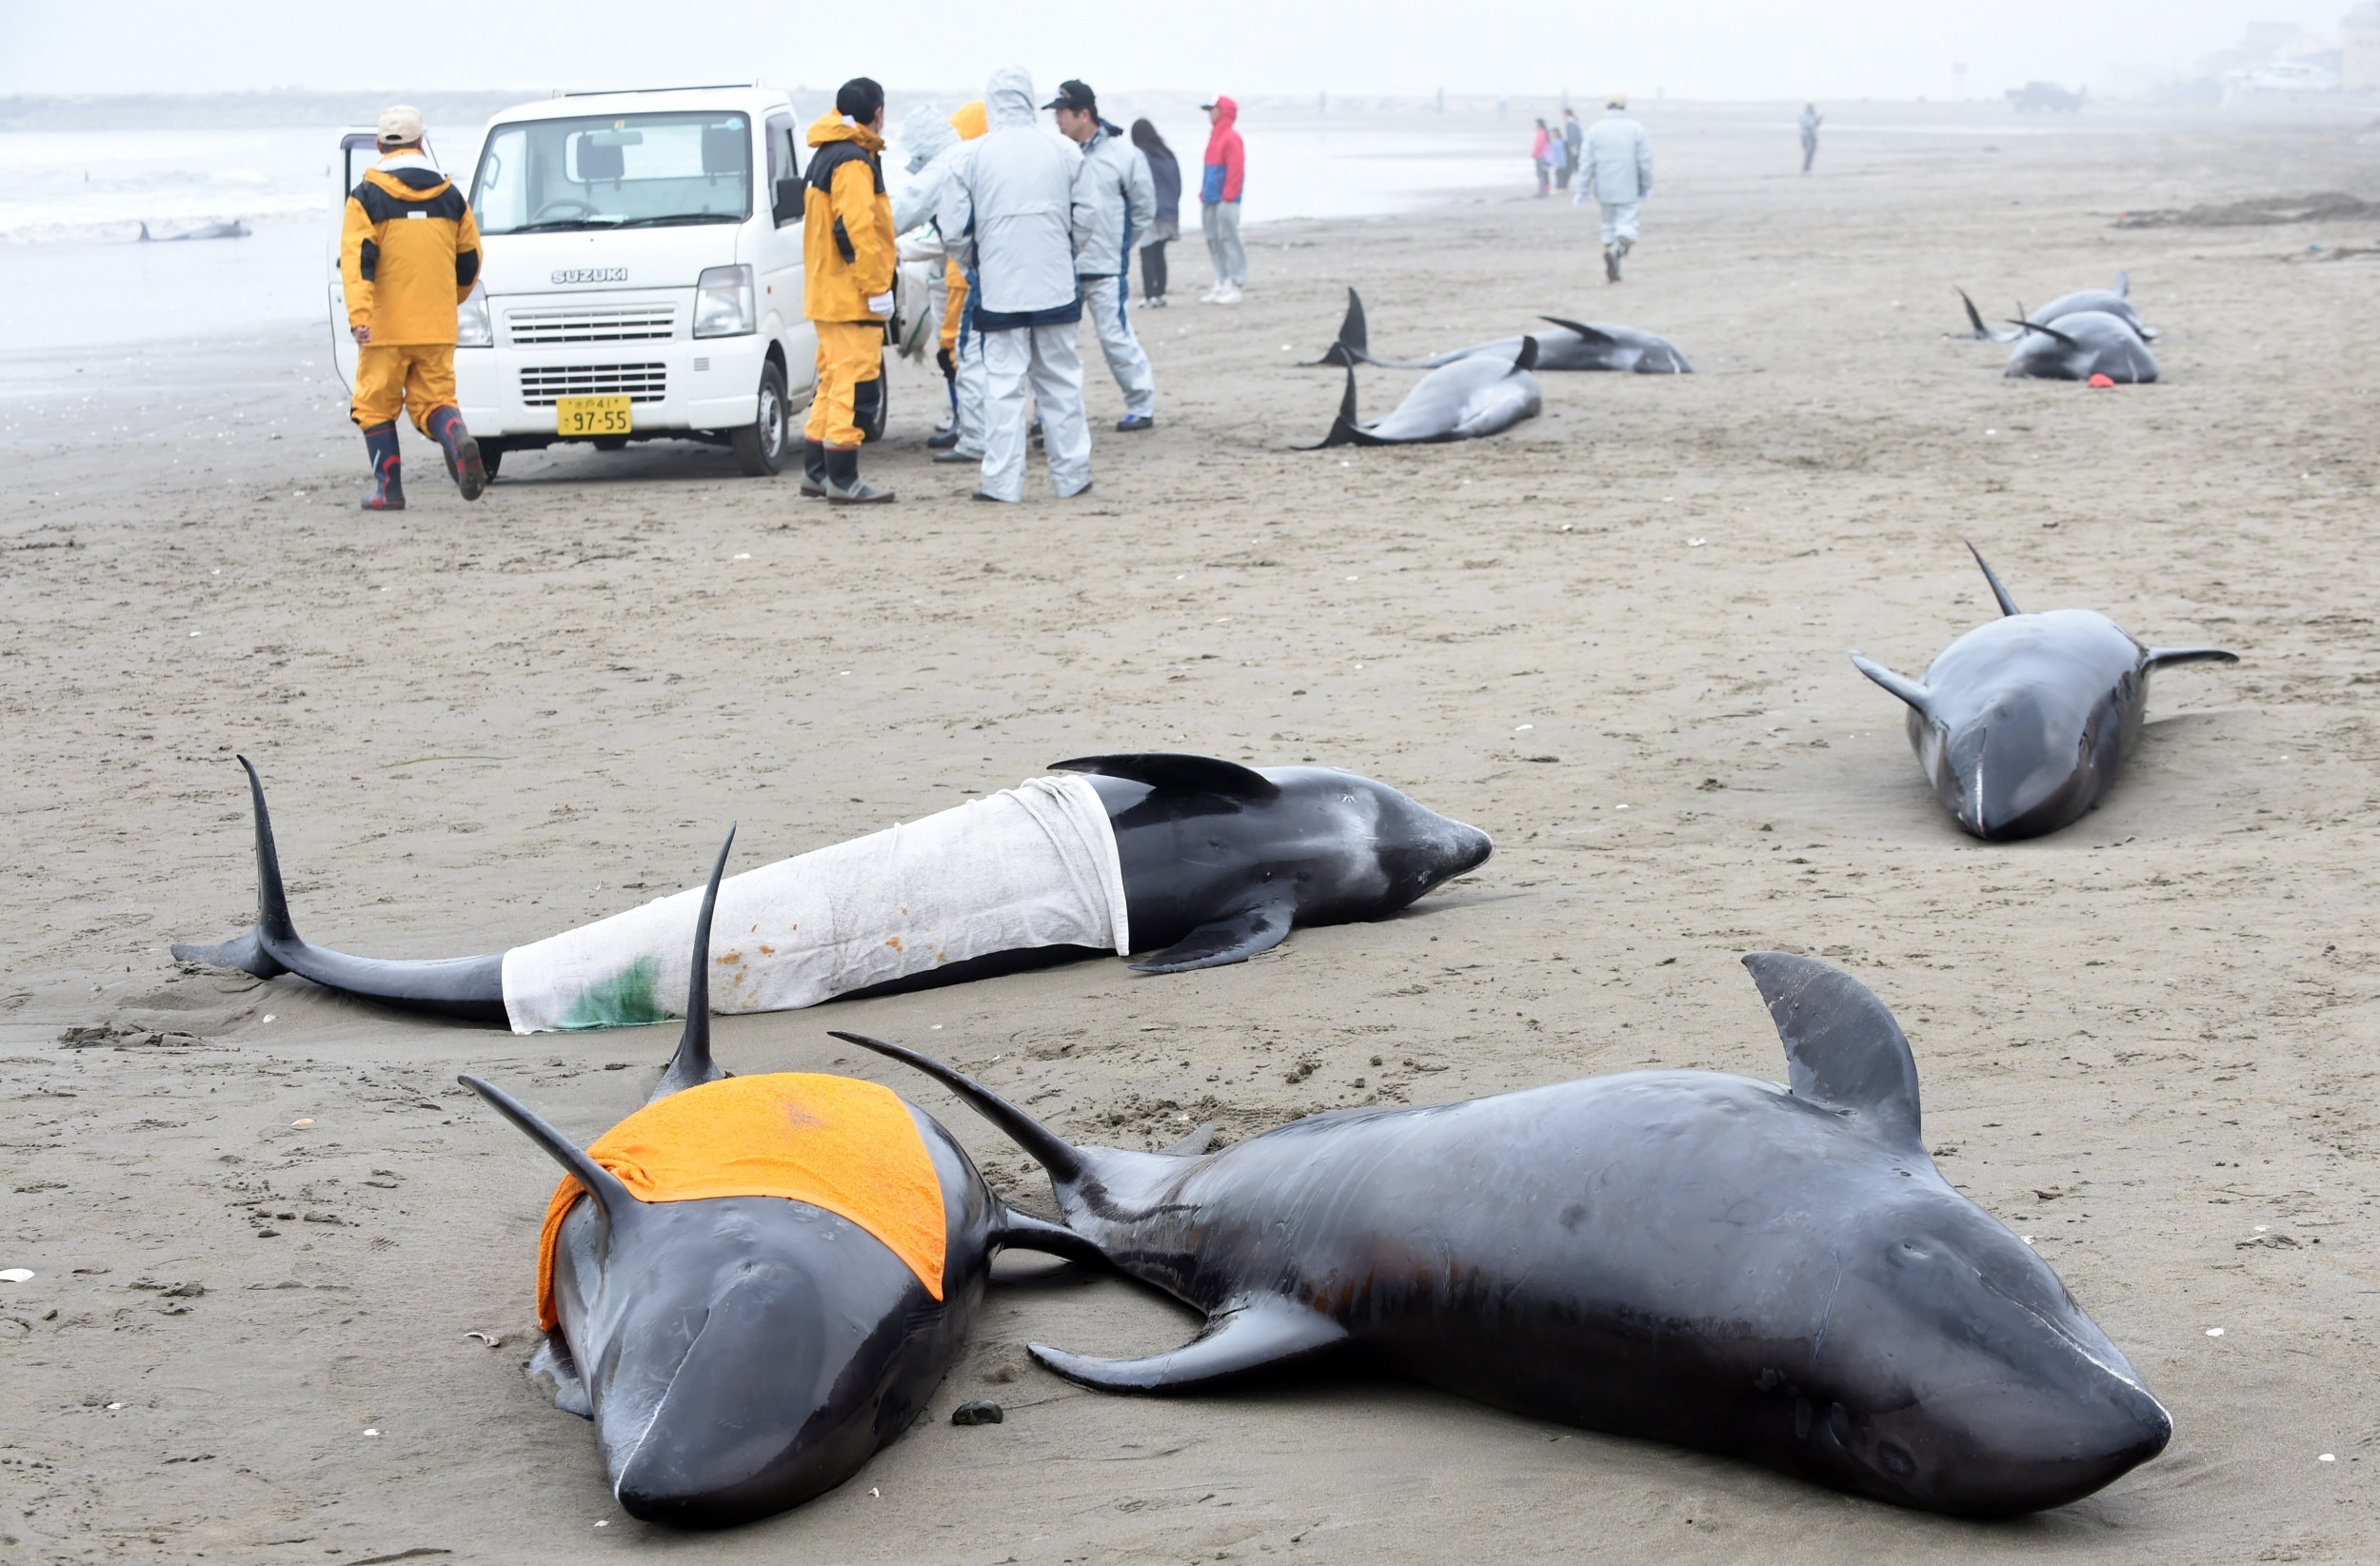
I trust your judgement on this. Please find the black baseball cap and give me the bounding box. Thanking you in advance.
[1043,79,1096,113]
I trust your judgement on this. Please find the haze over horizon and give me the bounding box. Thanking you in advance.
[0,0,2363,107]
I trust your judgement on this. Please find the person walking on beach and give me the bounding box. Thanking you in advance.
[1799,103,1823,172]
[1199,95,1246,303]
[800,78,900,504]
[1575,91,1653,284]
[940,67,1095,502]
[1531,118,1553,196]
[1558,106,1583,190]
[339,106,486,511]
[1131,119,1181,307]
[1051,79,1159,432]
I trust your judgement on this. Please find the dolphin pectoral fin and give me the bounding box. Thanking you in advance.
[828,1030,1089,1183]
[460,1074,642,1224]
[2144,646,2238,670]
[1964,541,2024,617]
[1160,1122,1216,1156]
[2009,315,2079,348]
[992,1205,1108,1266]
[1130,899,1295,975]
[650,825,736,1102]
[1740,954,1925,1153]
[1850,653,1931,715]
[1047,752,1281,801]
[1030,1296,1349,1393]
[1537,314,1616,345]
[528,1336,593,1419]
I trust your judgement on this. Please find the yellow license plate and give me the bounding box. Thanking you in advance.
[556,395,632,436]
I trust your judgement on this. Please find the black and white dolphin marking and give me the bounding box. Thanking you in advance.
[1316,286,1691,373]
[1852,544,2234,840]
[1307,340,1543,447]
[834,953,2172,1517]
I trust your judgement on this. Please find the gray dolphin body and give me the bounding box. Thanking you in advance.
[1853,545,2234,840]
[462,833,1096,1528]
[1310,339,1542,447]
[137,219,252,242]
[1317,287,1691,373]
[1952,273,2158,343]
[2001,311,2159,383]
[837,953,2172,1517]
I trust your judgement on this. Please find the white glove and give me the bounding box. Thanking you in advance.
[866,291,895,319]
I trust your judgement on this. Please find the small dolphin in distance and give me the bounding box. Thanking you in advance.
[1315,286,1691,373]
[1853,544,2234,840]
[1307,340,1542,447]
[833,953,2172,1517]
[138,219,252,242]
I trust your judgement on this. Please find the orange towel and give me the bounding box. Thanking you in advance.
[536,1074,946,1329]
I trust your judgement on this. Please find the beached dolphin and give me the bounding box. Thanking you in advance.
[461,832,1098,1527]
[1999,311,2159,383]
[137,220,252,242]
[1952,273,2157,343]
[1315,287,1691,373]
[1306,341,1542,447]
[832,951,2172,1517]
[1852,544,2234,840]
[172,752,1493,1029]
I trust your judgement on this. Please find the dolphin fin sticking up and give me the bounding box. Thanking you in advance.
[1741,952,1924,1153]
[1850,654,1933,714]
[1308,363,1384,448]
[1512,334,1540,373]
[1953,287,2020,342]
[459,1073,642,1232]
[1035,1292,1351,1392]
[1308,287,1369,367]
[828,1029,1091,1183]
[2008,316,2081,348]
[649,826,737,1102]
[2115,270,2131,298]
[1131,895,1298,974]
[1965,540,2024,616]
[1049,753,1281,800]
[1537,314,1616,346]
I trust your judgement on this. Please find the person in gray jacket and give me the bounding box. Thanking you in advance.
[1050,79,1157,432]
[939,67,1096,503]
[1575,91,1653,283]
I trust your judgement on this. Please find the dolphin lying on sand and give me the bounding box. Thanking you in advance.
[138,220,252,242]
[2000,311,2159,383]
[1952,273,2157,343]
[463,831,1099,1527]
[1315,287,1691,373]
[1853,543,2233,839]
[834,952,2172,1517]
[1306,340,1542,447]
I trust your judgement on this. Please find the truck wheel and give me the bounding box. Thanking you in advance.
[733,360,789,476]
[857,353,889,444]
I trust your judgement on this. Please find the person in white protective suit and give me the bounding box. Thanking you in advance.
[1047,78,1158,432]
[939,67,1097,502]
[893,103,981,457]
[1574,90,1654,283]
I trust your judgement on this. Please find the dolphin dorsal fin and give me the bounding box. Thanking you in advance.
[1512,335,1539,373]
[651,825,736,1101]
[1537,314,1615,345]
[2115,269,2130,298]
[1741,954,1922,1151]
[829,1031,1088,1183]
[460,1074,641,1224]
[1964,541,2023,616]
[1048,753,1280,801]
[1850,653,1932,715]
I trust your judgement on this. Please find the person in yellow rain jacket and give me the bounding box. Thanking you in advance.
[339,106,486,510]
[800,79,899,505]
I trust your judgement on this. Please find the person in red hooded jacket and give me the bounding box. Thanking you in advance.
[1198,95,1245,304]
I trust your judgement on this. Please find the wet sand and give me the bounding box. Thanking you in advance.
[3,102,2379,1563]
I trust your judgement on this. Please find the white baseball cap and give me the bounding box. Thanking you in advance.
[376,105,426,148]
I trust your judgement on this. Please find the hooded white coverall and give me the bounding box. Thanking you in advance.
[895,106,988,456]
[939,68,1095,502]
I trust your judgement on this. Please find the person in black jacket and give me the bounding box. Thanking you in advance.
[1130,119,1181,307]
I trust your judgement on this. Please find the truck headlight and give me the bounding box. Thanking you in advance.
[456,284,493,347]
[694,264,755,338]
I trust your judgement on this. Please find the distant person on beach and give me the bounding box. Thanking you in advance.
[1799,104,1823,172]
[1575,91,1653,284]
[340,106,486,511]
[801,77,900,504]
[1199,95,1246,303]
[940,67,1095,502]
[1558,107,1583,190]
[1531,118,1553,196]
[1132,119,1181,307]
[1050,79,1158,432]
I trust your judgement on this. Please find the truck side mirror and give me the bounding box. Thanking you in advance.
[773,177,803,226]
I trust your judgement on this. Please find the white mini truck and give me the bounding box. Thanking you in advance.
[329,85,898,480]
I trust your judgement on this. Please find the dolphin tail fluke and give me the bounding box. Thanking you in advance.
[1963,540,2024,616]
[169,754,299,978]
[1304,286,1370,367]
[994,1207,1108,1265]
[1030,1293,1350,1393]
[2144,646,2239,670]
[1740,954,1924,1154]
[1850,653,1932,715]
[1304,364,1378,449]
[650,825,736,1101]
[1954,287,2016,343]
[1513,334,1539,373]
[461,1073,642,1224]
[827,1030,1088,1184]
[138,221,151,243]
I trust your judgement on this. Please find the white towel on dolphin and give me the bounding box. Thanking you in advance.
[502,776,1129,1033]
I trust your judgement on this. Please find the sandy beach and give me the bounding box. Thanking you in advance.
[4,101,2379,1563]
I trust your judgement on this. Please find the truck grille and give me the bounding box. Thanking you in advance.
[519,364,668,405]
[507,305,676,344]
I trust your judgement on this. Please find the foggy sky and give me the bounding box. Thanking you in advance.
[0,0,2357,103]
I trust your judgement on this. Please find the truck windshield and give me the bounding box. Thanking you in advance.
[471,111,751,235]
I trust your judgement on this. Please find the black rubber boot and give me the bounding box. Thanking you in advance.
[800,440,828,498]
[426,406,486,501]
[823,445,894,505]
[361,422,405,510]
